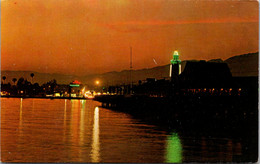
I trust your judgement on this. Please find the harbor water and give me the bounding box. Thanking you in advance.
[1,98,257,162]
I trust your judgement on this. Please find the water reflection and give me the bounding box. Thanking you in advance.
[70,100,81,154]
[19,98,23,129]
[79,100,85,146]
[80,100,85,109]
[64,99,67,125]
[32,99,35,112]
[1,98,255,163]
[91,107,100,162]
[63,99,67,143]
[165,133,182,163]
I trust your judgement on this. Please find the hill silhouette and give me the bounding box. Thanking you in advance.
[1,52,258,86]
[225,52,258,77]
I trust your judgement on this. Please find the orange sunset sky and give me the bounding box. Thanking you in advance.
[1,0,259,75]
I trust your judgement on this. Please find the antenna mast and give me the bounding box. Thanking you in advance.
[130,47,133,94]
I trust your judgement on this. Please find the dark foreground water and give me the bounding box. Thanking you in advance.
[1,98,258,162]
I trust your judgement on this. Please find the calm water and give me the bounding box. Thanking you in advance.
[1,98,256,163]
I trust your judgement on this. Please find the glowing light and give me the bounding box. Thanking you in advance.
[91,107,100,162]
[171,50,181,65]
[165,133,182,163]
[81,87,85,94]
[95,80,100,85]
[70,84,80,87]
[169,64,172,77]
[87,95,94,99]
[71,93,77,97]
[72,80,81,84]
[54,93,60,97]
[173,50,179,56]
[85,90,94,99]
[1,91,9,96]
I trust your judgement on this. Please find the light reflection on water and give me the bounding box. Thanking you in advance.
[91,107,100,162]
[1,98,248,163]
[1,98,168,162]
[165,133,182,163]
[19,98,23,130]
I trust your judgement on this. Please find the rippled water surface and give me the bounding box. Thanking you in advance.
[1,98,257,162]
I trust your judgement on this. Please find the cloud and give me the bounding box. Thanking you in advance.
[108,18,258,26]
[96,22,146,33]
[99,18,258,33]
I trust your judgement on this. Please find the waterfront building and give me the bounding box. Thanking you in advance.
[179,60,233,89]
[178,60,236,95]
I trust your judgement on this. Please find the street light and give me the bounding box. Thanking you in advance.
[94,80,100,94]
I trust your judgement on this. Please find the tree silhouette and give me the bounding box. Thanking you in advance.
[12,78,17,85]
[17,77,24,85]
[17,77,25,93]
[30,73,35,84]
[2,76,6,84]
[42,79,57,95]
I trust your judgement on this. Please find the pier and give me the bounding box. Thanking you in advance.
[94,93,258,131]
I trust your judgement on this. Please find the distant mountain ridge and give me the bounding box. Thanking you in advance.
[225,52,259,77]
[1,52,258,86]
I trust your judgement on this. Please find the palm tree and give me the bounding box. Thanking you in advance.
[2,76,6,84]
[30,73,34,84]
[12,78,17,85]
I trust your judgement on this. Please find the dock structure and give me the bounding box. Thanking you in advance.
[98,95,123,108]
[94,93,258,131]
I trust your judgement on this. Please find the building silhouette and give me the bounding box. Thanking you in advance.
[179,60,233,89]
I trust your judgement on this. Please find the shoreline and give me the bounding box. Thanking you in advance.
[0,96,89,100]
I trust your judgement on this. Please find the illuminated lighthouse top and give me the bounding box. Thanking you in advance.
[171,50,181,65]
